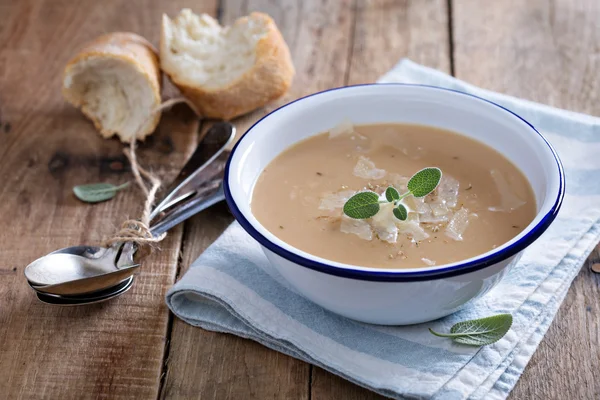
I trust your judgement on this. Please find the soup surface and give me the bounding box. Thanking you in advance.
[251,123,536,269]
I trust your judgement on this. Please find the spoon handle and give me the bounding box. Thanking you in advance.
[148,122,235,222]
[149,184,226,237]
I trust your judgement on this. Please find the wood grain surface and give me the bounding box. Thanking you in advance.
[0,1,209,399]
[452,1,600,399]
[0,0,598,399]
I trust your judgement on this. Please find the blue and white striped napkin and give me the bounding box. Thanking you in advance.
[166,60,600,400]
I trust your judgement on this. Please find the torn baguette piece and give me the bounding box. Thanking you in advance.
[160,10,294,120]
[62,32,162,143]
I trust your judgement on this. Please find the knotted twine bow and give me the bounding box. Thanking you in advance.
[103,97,200,255]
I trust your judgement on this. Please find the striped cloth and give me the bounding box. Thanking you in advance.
[166,60,600,400]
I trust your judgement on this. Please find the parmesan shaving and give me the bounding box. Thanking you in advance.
[329,119,354,138]
[371,203,398,243]
[488,169,526,212]
[435,175,460,208]
[445,207,471,241]
[318,190,356,211]
[353,156,386,180]
[340,215,373,240]
[408,197,450,224]
[397,213,430,241]
[387,173,409,192]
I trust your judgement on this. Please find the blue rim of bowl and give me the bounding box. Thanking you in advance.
[223,83,565,282]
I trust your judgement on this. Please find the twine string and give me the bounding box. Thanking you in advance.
[103,97,200,253]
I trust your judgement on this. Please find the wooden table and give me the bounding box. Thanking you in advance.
[1,0,599,398]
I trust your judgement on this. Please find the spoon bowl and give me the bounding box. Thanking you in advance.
[31,263,140,296]
[24,241,137,296]
[48,245,107,257]
[34,276,135,306]
[25,248,120,286]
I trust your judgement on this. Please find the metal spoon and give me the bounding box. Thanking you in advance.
[25,123,235,295]
[33,276,135,306]
[25,122,234,301]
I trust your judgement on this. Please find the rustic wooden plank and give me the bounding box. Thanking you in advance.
[452,0,600,399]
[162,0,357,398]
[311,367,385,400]
[346,0,451,85]
[0,0,215,399]
[310,0,451,398]
[453,0,600,115]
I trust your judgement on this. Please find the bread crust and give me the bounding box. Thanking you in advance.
[160,12,294,120]
[62,32,162,142]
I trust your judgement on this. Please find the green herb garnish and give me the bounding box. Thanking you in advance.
[428,313,513,346]
[73,182,130,203]
[343,167,442,221]
[385,186,400,202]
[342,191,380,219]
[407,167,442,197]
[393,204,408,220]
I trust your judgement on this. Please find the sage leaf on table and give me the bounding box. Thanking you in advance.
[343,191,381,219]
[73,182,130,203]
[428,313,513,346]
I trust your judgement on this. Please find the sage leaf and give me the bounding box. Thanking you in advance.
[73,182,130,203]
[342,166,443,223]
[343,191,380,219]
[385,186,400,202]
[407,167,442,198]
[393,204,408,221]
[428,313,513,346]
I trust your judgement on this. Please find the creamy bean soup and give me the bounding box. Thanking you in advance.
[251,123,536,269]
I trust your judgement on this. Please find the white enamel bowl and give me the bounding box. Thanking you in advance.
[224,84,564,325]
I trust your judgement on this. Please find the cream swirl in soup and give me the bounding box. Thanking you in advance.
[251,123,536,269]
